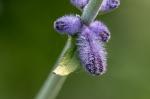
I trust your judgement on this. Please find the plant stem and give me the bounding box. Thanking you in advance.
[81,0,103,24]
[36,73,67,99]
[36,0,103,99]
[36,37,79,99]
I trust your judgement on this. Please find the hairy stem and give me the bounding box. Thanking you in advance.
[36,0,103,99]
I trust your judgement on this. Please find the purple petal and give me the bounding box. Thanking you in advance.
[77,26,107,76]
[54,15,82,35]
[89,20,111,42]
[70,0,89,10]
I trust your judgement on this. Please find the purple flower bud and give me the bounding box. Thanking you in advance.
[89,20,110,42]
[70,0,89,10]
[70,0,120,14]
[54,15,82,35]
[77,26,107,76]
[100,0,120,14]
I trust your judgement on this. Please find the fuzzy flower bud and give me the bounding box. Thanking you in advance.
[70,0,120,14]
[89,20,110,42]
[70,0,89,10]
[54,15,82,35]
[100,0,120,14]
[77,26,107,76]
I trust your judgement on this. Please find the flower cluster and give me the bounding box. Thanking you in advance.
[54,0,120,76]
[70,0,120,14]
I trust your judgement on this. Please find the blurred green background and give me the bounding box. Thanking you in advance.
[0,0,150,99]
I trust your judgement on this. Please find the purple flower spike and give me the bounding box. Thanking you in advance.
[70,0,89,10]
[77,26,107,76]
[89,20,110,42]
[100,0,120,13]
[54,15,82,35]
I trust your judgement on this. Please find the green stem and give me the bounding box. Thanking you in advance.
[81,0,103,24]
[36,37,79,99]
[36,0,103,99]
[36,73,67,99]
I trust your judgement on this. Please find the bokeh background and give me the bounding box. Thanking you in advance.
[0,0,150,99]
